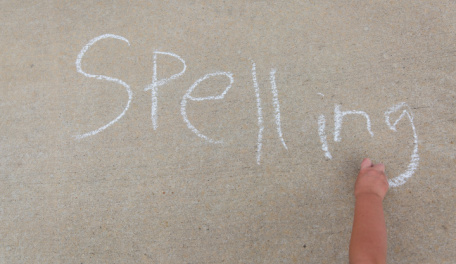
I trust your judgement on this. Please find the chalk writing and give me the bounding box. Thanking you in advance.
[251,61,264,165]
[144,51,186,130]
[180,71,234,144]
[384,102,419,187]
[318,114,332,160]
[74,34,420,187]
[75,34,132,139]
[334,104,374,142]
[270,69,288,150]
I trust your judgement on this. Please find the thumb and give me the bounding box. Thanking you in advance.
[360,158,373,169]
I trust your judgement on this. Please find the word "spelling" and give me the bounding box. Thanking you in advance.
[75,34,419,187]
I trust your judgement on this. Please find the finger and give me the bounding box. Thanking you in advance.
[360,158,373,169]
[374,163,385,172]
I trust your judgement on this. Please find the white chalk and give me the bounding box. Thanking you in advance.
[144,51,186,130]
[385,102,419,187]
[269,69,288,150]
[181,71,234,144]
[251,61,264,165]
[334,104,373,142]
[318,115,332,159]
[74,34,132,139]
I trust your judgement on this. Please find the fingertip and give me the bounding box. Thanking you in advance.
[360,158,373,169]
[376,163,386,172]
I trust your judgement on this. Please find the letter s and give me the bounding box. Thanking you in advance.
[74,34,132,139]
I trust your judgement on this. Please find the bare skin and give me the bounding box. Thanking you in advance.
[349,158,389,264]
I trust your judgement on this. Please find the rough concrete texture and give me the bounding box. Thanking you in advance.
[1,1,455,263]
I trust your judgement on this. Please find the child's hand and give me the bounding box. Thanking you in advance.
[354,158,389,200]
[350,158,389,264]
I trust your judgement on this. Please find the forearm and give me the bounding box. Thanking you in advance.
[349,194,387,264]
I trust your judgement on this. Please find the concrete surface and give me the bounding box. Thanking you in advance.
[1,1,455,263]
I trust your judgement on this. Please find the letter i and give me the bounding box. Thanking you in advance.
[318,114,332,159]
